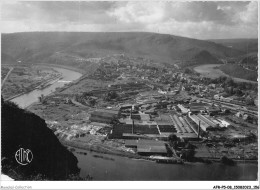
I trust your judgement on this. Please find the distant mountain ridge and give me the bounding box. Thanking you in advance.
[2,32,244,68]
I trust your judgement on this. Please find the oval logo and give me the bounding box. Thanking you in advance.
[15,148,33,165]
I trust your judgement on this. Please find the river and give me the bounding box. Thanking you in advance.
[75,149,258,181]
[10,66,258,181]
[10,67,82,108]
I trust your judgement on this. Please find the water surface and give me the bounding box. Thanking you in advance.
[76,149,258,181]
[11,67,82,108]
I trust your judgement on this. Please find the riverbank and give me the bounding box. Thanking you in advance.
[10,67,82,108]
[5,74,62,101]
[2,63,86,75]
[63,140,144,160]
[62,138,185,164]
[61,138,257,165]
[74,145,258,181]
[2,66,63,100]
[35,63,87,74]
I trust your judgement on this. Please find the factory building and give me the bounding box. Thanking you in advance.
[125,140,168,156]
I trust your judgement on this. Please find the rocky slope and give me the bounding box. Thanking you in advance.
[1,97,80,180]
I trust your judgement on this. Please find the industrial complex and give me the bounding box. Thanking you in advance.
[22,54,258,164]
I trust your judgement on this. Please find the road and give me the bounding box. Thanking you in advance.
[1,67,13,89]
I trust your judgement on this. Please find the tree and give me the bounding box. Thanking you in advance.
[104,91,119,101]
[83,92,93,97]
[180,149,195,161]
[184,142,196,149]
[234,88,243,96]
[89,99,96,106]
[220,156,235,166]
[245,95,254,105]
[184,68,193,74]
[168,134,178,142]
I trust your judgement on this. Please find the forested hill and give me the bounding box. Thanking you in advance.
[1,97,80,180]
[2,32,243,68]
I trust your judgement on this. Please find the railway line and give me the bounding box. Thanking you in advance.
[199,97,257,116]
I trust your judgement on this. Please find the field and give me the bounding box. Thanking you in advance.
[194,64,257,83]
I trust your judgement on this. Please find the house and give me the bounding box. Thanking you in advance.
[214,94,220,100]
[141,104,151,110]
[215,87,224,93]
[189,108,202,114]
[144,108,156,114]
[221,97,233,102]
[177,104,189,114]
[235,111,243,118]
[158,89,167,94]
[242,114,249,121]
[140,114,150,121]
[207,107,221,115]
[189,103,209,113]
[120,104,133,110]
[209,84,216,89]
[217,119,230,127]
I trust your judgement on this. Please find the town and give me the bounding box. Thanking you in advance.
[26,54,258,164]
[1,1,258,184]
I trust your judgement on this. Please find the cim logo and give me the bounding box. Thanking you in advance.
[15,148,33,165]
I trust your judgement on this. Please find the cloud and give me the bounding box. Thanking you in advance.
[145,19,258,39]
[108,2,165,24]
[164,2,231,24]
[1,1,117,24]
[1,1,258,39]
[238,1,258,24]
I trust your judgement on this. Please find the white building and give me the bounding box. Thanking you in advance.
[217,119,230,127]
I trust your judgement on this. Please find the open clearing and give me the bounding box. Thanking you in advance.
[194,64,257,84]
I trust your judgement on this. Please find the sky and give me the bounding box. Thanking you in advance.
[1,1,258,39]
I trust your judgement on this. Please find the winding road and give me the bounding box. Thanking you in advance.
[1,67,14,89]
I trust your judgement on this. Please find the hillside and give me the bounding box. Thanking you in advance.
[2,32,243,68]
[219,64,257,82]
[1,97,80,180]
[208,38,258,54]
[182,50,221,67]
[240,52,258,65]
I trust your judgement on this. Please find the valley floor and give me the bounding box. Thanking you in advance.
[3,54,258,175]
